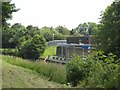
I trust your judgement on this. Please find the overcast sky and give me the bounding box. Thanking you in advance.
[8,0,114,30]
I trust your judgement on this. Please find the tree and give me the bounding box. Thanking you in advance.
[96,1,120,58]
[55,26,70,35]
[40,26,65,42]
[87,22,99,35]
[2,1,19,27]
[40,27,54,42]
[73,22,98,35]
[26,25,39,30]
[2,27,16,48]
[2,23,27,48]
[54,33,65,40]
[70,29,76,35]
[18,35,46,59]
[11,23,27,47]
[26,25,41,38]
[43,32,52,42]
[2,1,19,48]
[11,23,23,29]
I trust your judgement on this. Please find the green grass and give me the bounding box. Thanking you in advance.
[41,46,57,58]
[2,58,68,88]
[1,55,67,84]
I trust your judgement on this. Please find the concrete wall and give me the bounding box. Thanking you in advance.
[56,46,91,58]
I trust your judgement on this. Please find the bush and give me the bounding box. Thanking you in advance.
[82,60,118,88]
[66,56,92,87]
[81,52,119,88]
[66,51,119,88]
[1,48,18,56]
[18,35,46,59]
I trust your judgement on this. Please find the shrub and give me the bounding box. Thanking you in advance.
[83,60,119,88]
[81,52,119,88]
[66,51,119,88]
[18,35,46,59]
[66,56,92,87]
[1,48,18,56]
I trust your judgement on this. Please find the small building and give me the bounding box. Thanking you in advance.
[56,36,94,59]
[46,36,95,63]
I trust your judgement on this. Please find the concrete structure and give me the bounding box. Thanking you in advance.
[56,36,94,59]
[56,43,92,58]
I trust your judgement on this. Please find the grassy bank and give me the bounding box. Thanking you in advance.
[2,58,68,88]
[1,55,67,84]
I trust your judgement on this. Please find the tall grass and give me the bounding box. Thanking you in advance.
[1,55,67,84]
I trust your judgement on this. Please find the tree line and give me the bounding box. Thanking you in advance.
[1,0,120,59]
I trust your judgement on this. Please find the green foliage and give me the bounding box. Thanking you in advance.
[43,32,52,42]
[25,25,41,38]
[11,23,24,29]
[18,35,46,59]
[2,26,13,48]
[66,56,92,87]
[2,23,42,48]
[54,33,66,40]
[2,51,118,88]
[2,1,19,27]
[72,31,81,36]
[87,22,99,35]
[10,24,27,47]
[55,26,70,35]
[40,26,65,42]
[0,48,18,56]
[70,29,76,35]
[2,24,66,50]
[2,27,16,48]
[2,55,67,84]
[96,1,120,58]
[66,51,119,88]
[80,52,119,88]
[2,24,27,48]
[73,22,98,35]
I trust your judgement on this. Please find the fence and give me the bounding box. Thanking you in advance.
[46,40,66,47]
